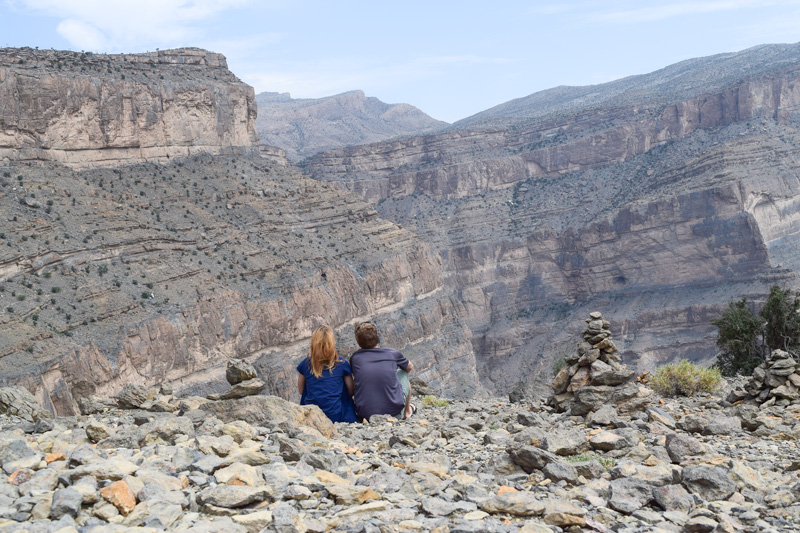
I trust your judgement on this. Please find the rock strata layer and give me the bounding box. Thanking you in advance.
[303,43,800,396]
[0,47,258,168]
[0,154,479,415]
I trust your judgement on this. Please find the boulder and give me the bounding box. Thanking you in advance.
[225,359,258,385]
[198,395,336,438]
[0,387,51,422]
[681,465,736,502]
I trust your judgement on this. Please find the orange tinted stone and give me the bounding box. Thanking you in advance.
[7,469,32,486]
[99,480,136,515]
[497,485,519,494]
[45,453,66,464]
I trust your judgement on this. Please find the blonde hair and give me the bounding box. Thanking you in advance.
[309,325,338,378]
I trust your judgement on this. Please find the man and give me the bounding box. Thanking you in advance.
[349,322,415,421]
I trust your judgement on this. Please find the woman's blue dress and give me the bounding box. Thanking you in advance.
[297,357,357,423]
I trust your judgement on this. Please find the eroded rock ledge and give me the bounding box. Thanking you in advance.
[0,47,258,168]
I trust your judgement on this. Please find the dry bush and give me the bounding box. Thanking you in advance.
[650,360,722,397]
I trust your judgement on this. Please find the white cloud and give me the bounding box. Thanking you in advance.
[56,18,108,50]
[12,0,255,51]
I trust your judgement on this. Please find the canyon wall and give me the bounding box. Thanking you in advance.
[304,46,800,395]
[0,47,258,168]
[0,48,479,415]
[0,156,479,415]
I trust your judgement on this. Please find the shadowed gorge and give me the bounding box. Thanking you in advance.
[303,43,800,396]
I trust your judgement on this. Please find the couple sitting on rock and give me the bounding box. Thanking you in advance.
[296,322,416,423]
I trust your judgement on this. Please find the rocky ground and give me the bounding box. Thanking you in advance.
[0,375,796,532]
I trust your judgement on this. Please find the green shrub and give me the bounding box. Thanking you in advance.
[552,355,567,377]
[650,360,721,397]
[421,395,449,407]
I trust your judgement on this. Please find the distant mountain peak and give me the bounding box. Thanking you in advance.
[255,91,448,161]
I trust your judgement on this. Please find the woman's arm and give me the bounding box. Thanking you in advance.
[297,373,306,396]
[344,374,354,397]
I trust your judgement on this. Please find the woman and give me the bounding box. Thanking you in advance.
[297,325,357,423]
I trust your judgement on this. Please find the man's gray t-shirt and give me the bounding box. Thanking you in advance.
[350,347,409,421]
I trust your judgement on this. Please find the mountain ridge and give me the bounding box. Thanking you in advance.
[255,90,447,161]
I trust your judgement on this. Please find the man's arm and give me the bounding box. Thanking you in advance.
[405,360,414,373]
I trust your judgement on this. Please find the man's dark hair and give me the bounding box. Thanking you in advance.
[355,322,379,349]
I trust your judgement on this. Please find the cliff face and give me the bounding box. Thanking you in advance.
[0,156,479,415]
[255,90,447,161]
[303,44,800,395]
[0,48,479,415]
[0,47,258,168]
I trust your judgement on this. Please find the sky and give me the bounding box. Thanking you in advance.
[2,1,800,123]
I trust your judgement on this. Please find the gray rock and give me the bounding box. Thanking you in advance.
[507,445,560,473]
[608,477,653,514]
[545,429,589,456]
[542,462,579,484]
[276,435,310,462]
[681,465,736,501]
[300,449,341,472]
[585,404,620,427]
[589,428,640,451]
[218,378,266,400]
[571,460,605,479]
[197,485,273,508]
[589,359,634,385]
[115,384,154,409]
[665,433,704,463]
[85,420,113,443]
[226,358,258,385]
[517,411,546,427]
[684,515,718,532]
[652,484,694,513]
[571,382,641,416]
[677,414,707,433]
[272,501,306,533]
[143,500,183,529]
[136,414,194,445]
[49,488,82,519]
[703,416,741,435]
[646,407,676,429]
[77,395,117,415]
[0,387,51,422]
[421,496,459,516]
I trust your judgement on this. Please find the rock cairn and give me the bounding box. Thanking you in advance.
[549,312,644,415]
[728,349,800,406]
[208,359,266,401]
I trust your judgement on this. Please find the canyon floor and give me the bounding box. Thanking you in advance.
[0,377,796,532]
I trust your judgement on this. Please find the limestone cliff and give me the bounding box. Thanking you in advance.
[0,156,479,415]
[0,47,258,168]
[0,48,479,415]
[303,43,800,395]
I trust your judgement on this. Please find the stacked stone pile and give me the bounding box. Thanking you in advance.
[0,383,794,531]
[728,349,800,406]
[209,359,267,401]
[549,312,648,416]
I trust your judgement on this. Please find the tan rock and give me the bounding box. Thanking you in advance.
[99,480,136,516]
